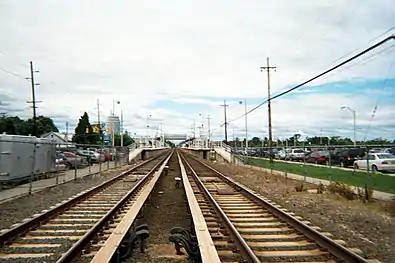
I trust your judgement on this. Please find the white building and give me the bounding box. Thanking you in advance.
[41,132,74,147]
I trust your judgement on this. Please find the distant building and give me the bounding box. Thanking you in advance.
[106,115,120,134]
[41,132,74,147]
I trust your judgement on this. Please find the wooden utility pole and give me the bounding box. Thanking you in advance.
[220,100,229,143]
[26,61,41,137]
[261,57,276,160]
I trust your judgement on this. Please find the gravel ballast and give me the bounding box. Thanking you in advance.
[0,165,133,231]
[128,153,190,263]
[205,160,394,263]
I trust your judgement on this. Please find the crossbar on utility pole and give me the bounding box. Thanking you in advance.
[261,57,276,161]
[220,100,229,144]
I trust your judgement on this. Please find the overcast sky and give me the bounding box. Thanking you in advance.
[0,0,394,142]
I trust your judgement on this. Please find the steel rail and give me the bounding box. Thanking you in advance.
[89,150,174,262]
[179,152,261,263]
[56,150,174,262]
[0,151,168,247]
[183,151,370,263]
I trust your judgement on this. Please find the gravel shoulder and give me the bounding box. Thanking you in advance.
[0,165,133,231]
[206,160,395,263]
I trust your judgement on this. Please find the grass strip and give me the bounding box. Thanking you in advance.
[245,157,395,194]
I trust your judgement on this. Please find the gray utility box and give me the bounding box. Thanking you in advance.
[0,134,57,183]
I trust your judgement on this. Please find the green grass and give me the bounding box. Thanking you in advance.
[245,157,395,194]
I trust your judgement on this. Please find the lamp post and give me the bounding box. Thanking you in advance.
[341,105,356,147]
[146,115,152,147]
[238,100,248,150]
[120,109,124,147]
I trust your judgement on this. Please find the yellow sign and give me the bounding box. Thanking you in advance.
[85,125,101,134]
[93,125,100,133]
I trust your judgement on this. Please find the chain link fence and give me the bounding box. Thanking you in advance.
[0,135,130,199]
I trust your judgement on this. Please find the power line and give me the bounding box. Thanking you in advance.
[0,66,27,80]
[217,34,395,128]
[326,25,395,68]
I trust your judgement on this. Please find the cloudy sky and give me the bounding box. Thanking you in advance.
[0,0,394,142]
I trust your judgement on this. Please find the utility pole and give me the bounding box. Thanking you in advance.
[26,61,41,137]
[320,128,323,145]
[207,115,211,147]
[260,57,276,161]
[65,121,69,144]
[220,100,229,144]
[96,99,102,144]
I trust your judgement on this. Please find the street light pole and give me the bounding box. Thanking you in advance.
[341,106,357,147]
[120,109,124,147]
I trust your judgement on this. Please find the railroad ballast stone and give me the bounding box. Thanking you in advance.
[205,159,394,263]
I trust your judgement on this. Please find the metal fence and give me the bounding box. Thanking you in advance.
[0,134,130,196]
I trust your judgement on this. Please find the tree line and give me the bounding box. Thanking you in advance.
[0,115,58,136]
[0,112,135,147]
[227,136,394,148]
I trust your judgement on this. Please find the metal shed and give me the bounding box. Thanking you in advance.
[0,134,56,183]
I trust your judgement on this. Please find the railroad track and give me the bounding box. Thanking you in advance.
[0,150,172,263]
[179,150,379,263]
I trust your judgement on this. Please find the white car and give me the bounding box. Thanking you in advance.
[353,153,395,172]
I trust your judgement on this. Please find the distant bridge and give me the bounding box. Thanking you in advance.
[164,133,189,140]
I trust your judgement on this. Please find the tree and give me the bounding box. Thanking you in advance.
[73,112,99,144]
[113,133,135,146]
[165,140,175,148]
[0,115,58,136]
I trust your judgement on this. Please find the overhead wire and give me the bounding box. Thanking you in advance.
[362,54,395,142]
[214,35,395,129]
[0,66,28,80]
[325,25,395,68]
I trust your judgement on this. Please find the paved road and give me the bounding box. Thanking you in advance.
[0,161,123,204]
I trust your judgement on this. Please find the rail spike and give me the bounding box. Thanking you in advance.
[168,227,201,263]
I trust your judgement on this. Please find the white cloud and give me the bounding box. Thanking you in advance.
[0,0,394,141]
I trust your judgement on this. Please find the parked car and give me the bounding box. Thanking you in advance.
[62,151,84,169]
[332,148,365,167]
[354,153,395,172]
[76,150,94,165]
[383,148,395,155]
[55,151,67,165]
[275,150,287,160]
[287,149,305,161]
[305,150,331,165]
